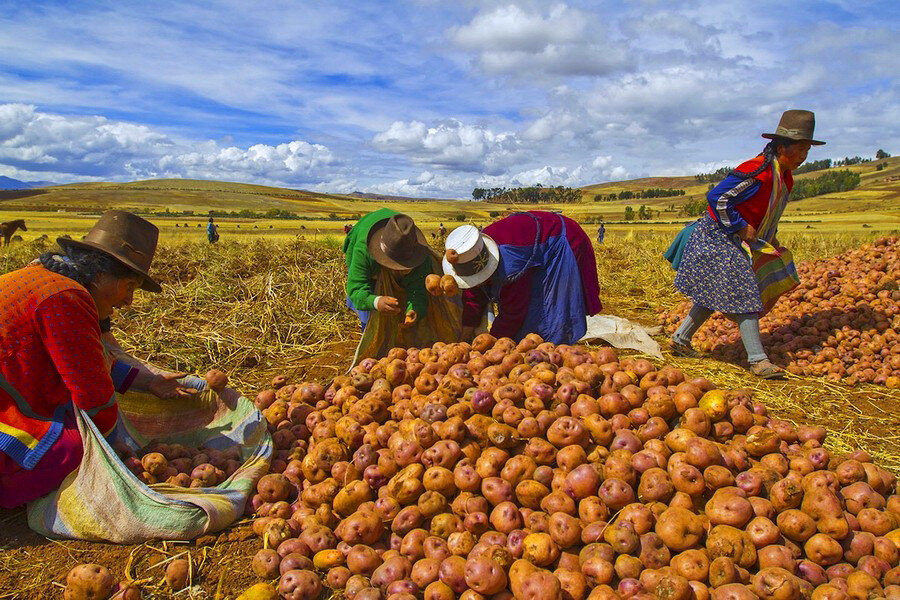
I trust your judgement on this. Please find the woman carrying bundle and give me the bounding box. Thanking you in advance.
[667,110,824,378]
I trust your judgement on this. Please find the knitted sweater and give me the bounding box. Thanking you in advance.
[342,208,429,316]
[0,266,119,470]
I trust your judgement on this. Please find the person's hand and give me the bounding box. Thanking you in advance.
[402,310,417,328]
[738,223,757,242]
[374,296,401,314]
[148,372,200,400]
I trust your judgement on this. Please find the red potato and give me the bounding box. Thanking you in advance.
[64,564,116,600]
[278,569,323,600]
[205,368,228,393]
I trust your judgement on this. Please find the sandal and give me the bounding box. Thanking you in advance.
[670,339,701,358]
[749,359,784,380]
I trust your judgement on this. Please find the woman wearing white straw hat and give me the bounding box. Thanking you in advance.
[443,211,602,344]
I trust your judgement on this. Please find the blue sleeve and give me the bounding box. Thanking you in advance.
[706,174,760,234]
[110,360,139,393]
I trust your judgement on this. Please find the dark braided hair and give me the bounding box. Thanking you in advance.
[39,246,137,289]
[731,137,797,180]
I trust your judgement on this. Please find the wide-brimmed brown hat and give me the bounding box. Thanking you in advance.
[58,210,162,292]
[762,109,825,145]
[367,213,429,271]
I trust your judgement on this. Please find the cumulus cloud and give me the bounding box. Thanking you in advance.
[0,103,337,186]
[372,119,522,174]
[159,141,335,182]
[448,4,632,78]
[0,103,172,176]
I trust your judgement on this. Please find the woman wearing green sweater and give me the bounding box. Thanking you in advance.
[343,209,430,330]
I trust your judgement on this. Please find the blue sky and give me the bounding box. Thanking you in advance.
[0,0,897,197]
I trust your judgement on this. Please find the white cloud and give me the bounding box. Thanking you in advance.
[0,103,336,186]
[448,4,632,77]
[372,119,522,174]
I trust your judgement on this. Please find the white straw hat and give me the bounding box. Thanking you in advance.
[442,225,500,289]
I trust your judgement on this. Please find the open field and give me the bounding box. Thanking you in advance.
[1,156,898,241]
[0,229,898,599]
[0,160,898,599]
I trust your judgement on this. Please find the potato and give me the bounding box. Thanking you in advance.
[425,274,443,296]
[464,557,507,594]
[278,569,323,600]
[205,369,228,393]
[64,564,116,600]
[253,549,282,578]
[236,583,280,600]
[165,558,190,590]
[655,507,704,552]
[749,567,801,600]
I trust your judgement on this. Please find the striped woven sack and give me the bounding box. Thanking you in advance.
[750,241,799,316]
[352,251,462,365]
[26,377,272,543]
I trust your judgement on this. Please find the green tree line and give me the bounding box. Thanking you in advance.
[472,185,581,203]
[594,188,685,201]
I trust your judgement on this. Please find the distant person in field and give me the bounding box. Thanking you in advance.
[0,211,197,508]
[443,211,602,345]
[343,209,431,330]
[597,222,605,244]
[343,223,353,235]
[439,223,447,238]
[665,109,824,379]
[207,217,219,243]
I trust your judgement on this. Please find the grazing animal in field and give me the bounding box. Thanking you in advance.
[35,234,49,242]
[0,219,27,246]
[11,235,23,242]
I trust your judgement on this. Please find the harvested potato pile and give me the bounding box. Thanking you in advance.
[241,335,900,599]
[659,237,899,387]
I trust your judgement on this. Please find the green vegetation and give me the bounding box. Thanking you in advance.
[595,188,685,201]
[472,185,581,203]
[791,169,861,200]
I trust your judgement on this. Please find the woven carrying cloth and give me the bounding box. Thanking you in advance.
[26,377,271,542]
[352,251,461,365]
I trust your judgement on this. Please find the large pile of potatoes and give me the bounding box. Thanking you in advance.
[242,335,900,600]
[659,237,899,388]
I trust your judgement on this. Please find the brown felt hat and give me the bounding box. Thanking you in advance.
[58,210,162,292]
[367,213,429,271]
[762,109,825,145]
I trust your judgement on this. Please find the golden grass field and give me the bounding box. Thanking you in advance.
[0,158,898,599]
[1,156,898,242]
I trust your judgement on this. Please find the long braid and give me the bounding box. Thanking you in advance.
[730,141,778,180]
[39,251,92,288]
[38,246,134,289]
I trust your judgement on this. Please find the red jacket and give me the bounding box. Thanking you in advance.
[706,156,793,233]
[0,266,118,471]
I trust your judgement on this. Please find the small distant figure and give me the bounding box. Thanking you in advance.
[1,219,27,246]
[343,223,353,235]
[597,222,605,245]
[207,217,219,243]
[439,223,447,237]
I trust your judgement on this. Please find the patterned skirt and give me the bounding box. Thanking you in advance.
[674,216,762,314]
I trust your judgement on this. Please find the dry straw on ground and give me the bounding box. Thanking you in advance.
[1,230,898,474]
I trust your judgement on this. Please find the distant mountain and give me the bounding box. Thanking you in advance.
[0,176,32,190]
[0,176,56,189]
